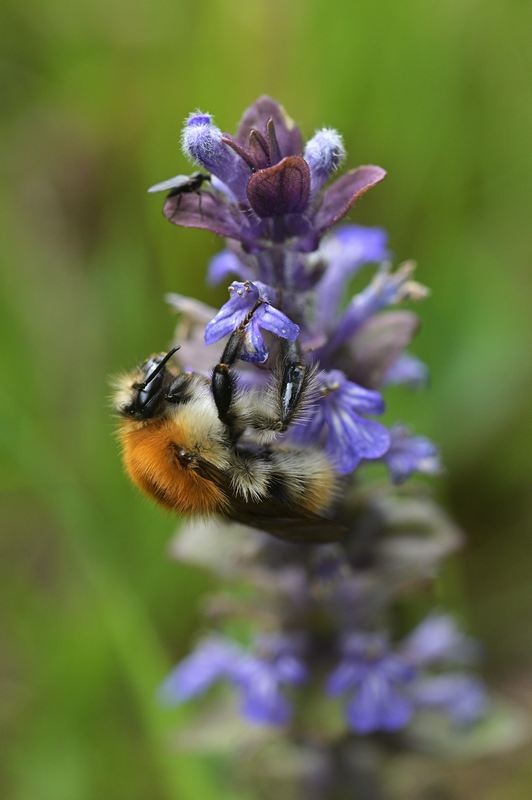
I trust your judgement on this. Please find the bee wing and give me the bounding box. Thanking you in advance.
[147,174,191,193]
[229,501,348,544]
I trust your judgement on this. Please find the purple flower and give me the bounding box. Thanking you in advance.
[235,658,293,725]
[326,634,415,734]
[410,675,487,725]
[235,633,308,725]
[382,352,428,388]
[161,634,308,727]
[294,370,390,474]
[160,637,243,702]
[319,261,428,360]
[314,225,390,324]
[326,616,486,735]
[204,280,300,363]
[156,96,385,254]
[401,613,479,666]
[384,425,442,485]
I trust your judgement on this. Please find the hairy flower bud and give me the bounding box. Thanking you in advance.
[304,127,346,193]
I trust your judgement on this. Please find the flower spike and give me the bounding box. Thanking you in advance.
[138,97,491,773]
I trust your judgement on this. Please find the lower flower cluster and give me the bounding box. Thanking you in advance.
[163,515,486,736]
[161,634,308,727]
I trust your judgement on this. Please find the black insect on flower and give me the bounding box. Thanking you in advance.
[147,170,211,205]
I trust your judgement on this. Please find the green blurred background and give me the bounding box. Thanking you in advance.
[1,0,531,797]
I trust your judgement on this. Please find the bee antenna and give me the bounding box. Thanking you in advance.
[140,346,180,388]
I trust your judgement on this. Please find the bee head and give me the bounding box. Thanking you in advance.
[115,346,180,420]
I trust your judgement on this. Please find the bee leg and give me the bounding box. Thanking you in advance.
[211,327,244,436]
[211,300,265,439]
[277,339,309,431]
[240,340,312,444]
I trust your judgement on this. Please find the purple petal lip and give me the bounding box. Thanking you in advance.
[326,413,391,474]
[163,191,246,241]
[257,304,300,340]
[294,371,391,475]
[246,156,311,218]
[314,166,387,234]
[203,280,258,345]
[335,379,386,415]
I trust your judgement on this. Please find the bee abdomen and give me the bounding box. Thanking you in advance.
[269,449,337,514]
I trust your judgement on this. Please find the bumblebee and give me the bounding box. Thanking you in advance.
[113,312,346,544]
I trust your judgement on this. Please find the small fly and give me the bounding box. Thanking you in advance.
[148,171,211,216]
[148,171,211,197]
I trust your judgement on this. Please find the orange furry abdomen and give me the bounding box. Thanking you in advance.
[118,419,227,515]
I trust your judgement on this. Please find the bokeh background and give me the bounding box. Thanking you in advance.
[1,1,531,797]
